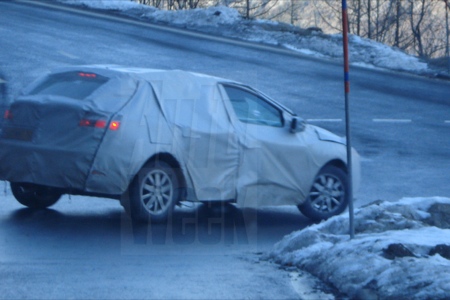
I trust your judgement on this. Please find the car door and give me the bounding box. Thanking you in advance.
[0,73,6,132]
[155,81,240,202]
[220,84,314,207]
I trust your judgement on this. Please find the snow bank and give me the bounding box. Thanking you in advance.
[57,0,430,74]
[145,6,241,27]
[350,35,428,72]
[268,197,450,299]
[62,0,142,10]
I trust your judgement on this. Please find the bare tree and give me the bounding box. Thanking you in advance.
[226,0,279,19]
[174,0,201,9]
[134,0,449,59]
[312,0,343,33]
[367,0,372,39]
[356,0,362,36]
[446,0,450,61]
[137,0,163,8]
[395,0,401,47]
[409,0,425,57]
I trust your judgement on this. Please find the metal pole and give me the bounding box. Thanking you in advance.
[446,0,450,74]
[342,0,354,239]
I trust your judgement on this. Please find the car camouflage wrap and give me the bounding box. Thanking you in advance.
[0,65,360,210]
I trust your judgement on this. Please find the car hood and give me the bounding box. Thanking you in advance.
[312,125,346,145]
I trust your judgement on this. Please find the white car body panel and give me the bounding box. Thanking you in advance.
[0,65,360,209]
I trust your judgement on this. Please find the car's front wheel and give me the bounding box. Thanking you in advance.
[10,182,62,209]
[126,161,179,223]
[298,165,349,221]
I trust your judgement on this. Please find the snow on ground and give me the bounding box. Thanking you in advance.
[62,0,142,10]
[58,0,430,74]
[267,197,450,299]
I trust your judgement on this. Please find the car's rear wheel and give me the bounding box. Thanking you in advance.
[298,165,348,221]
[126,161,179,223]
[10,182,62,209]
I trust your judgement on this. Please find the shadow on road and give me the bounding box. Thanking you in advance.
[3,203,311,256]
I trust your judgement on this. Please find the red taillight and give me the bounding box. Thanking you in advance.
[79,119,120,131]
[79,119,92,127]
[3,110,12,120]
[95,120,107,128]
[109,121,120,131]
[78,72,97,78]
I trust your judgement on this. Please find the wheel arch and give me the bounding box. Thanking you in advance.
[299,159,349,221]
[323,159,347,174]
[141,152,187,201]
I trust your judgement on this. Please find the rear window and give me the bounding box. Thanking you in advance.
[29,71,109,100]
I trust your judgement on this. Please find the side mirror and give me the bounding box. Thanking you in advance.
[290,116,306,133]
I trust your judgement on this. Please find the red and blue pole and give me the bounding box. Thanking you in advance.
[342,0,350,94]
[342,0,354,239]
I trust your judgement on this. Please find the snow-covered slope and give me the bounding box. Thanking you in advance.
[268,197,450,299]
[58,0,430,74]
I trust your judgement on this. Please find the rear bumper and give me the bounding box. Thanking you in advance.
[0,139,92,190]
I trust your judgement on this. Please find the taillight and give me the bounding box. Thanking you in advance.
[79,119,92,127]
[79,119,120,131]
[3,109,12,120]
[78,72,97,78]
[109,121,120,131]
[94,120,107,128]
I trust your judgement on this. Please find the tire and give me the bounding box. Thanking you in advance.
[10,182,62,209]
[298,165,349,221]
[126,161,179,223]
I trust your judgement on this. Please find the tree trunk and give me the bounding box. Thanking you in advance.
[409,0,426,57]
[375,0,380,41]
[246,0,250,19]
[356,0,361,36]
[368,0,372,39]
[395,0,400,47]
[446,0,449,72]
[290,0,295,25]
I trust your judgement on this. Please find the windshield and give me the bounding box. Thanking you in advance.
[29,71,109,100]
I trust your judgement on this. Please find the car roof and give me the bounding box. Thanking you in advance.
[42,65,294,115]
[51,65,236,85]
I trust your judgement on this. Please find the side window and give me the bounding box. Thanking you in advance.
[0,78,5,103]
[223,86,283,127]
